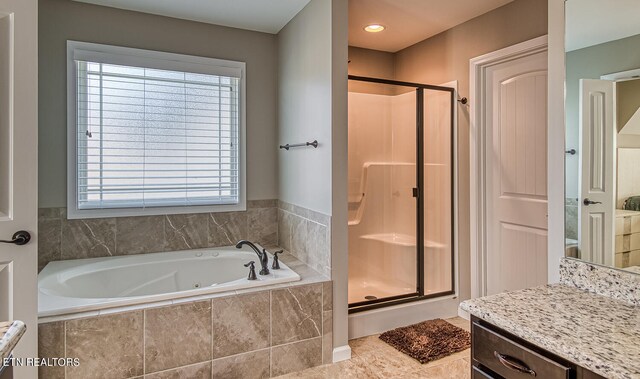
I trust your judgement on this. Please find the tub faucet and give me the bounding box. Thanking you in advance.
[235,240,270,275]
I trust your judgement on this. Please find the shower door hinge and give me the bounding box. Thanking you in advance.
[412,187,419,198]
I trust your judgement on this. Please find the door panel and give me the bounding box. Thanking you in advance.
[0,0,38,377]
[486,49,548,296]
[498,222,548,292]
[578,79,615,266]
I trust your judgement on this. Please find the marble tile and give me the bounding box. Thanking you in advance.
[145,361,211,379]
[278,209,292,251]
[276,318,472,379]
[271,337,322,377]
[248,199,277,208]
[211,292,270,358]
[65,311,143,379]
[38,322,65,379]
[322,282,332,311]
[407,357,470,379]
[353,341,423,377]
[211,349,270,379]
[305,222,330,276]
[275,357,380,379]
[144,301,212,373]
[282,201,330,227]
[208,211,247,247]
[38,208,62,271]
[61,217,117,259]
[248,207,278,246]
[290,217,308,263]
[164,213,208,250]
[116,216,165,255]
[277,200,295,213]
[272,284,322,345]
[348,334,400,358]
[565,203,578,241]
[444,316,470,332]
[322,311,332,365]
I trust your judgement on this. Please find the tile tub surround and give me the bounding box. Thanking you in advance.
[278,201,331,278]
[37,200,278,271]
[459,284,640,379]
[38,281,332,379]
[565,197,579,241]
[559,257,640,306]
[0,320,26,361]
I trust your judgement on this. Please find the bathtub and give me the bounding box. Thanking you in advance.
[38,245,300,317]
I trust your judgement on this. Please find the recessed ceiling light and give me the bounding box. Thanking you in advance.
[364,24,385,33]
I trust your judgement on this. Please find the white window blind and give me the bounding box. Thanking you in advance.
[74,59,241,211]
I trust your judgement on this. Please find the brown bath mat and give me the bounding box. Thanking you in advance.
[379,319,471,364]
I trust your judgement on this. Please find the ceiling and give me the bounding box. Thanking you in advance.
[72,0,311,34]
[566,0,640,51]
[349,0,514,53]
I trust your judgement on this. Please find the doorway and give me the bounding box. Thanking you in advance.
[347,76,455,313]
[470,36,549,297]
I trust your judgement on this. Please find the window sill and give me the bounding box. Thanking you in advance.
[66,201,246,220]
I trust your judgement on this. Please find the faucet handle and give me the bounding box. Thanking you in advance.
[244,261,257,280]
[272,250,283,270]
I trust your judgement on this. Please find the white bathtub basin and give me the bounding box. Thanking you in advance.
[38,246,300,317]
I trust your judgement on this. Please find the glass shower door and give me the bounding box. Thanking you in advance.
[422,88,454,296]
[347,79,418,306]
[347,76,456,312]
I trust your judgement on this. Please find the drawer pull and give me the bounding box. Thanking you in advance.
[494,351,537,376]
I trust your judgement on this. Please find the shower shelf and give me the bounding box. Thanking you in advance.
[360,233,445,249]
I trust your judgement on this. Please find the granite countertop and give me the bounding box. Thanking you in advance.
[460,284,640,379]
[0,320,26,362]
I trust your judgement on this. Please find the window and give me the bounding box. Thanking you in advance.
[67,41,246,218]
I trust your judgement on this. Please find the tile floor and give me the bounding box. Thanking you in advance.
[277,317,471,379]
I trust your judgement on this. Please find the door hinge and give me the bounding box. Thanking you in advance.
[412,187,419,198]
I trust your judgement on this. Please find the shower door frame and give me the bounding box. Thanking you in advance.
[347,75,456,313]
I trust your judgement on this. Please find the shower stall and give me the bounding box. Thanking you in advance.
[348,76,455,313]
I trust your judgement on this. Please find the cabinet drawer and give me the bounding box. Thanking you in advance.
[472,366,497,378]
[472,322,571,379]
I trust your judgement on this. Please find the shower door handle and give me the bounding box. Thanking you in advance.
[412,188,419,198]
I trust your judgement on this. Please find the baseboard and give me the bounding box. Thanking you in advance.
[332,345,352,363]
[348,295,460,339]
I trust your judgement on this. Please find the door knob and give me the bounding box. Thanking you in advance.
[583,198,602,206]
[0,231,31,246]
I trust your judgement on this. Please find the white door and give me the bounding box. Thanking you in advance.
[0,0,38,377]
[578,79,616,266]
[485,49,548,295]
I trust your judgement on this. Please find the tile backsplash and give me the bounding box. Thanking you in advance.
[565,197,578,241]
[278,201,331,278]
[38,200,278,271]
[559,257,640,306]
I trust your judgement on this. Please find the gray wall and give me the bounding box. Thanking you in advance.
[277,0,333,216]
[276,0,348,356]
[566,34,640,199]
[38,0,279,207]
[349,0,548,304]
[347,46,395,79]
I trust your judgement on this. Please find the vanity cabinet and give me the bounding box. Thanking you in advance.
[470,316,605,379]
